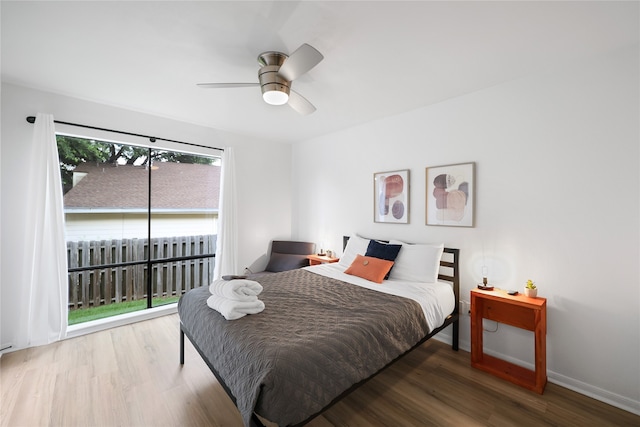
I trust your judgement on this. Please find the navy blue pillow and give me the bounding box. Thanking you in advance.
[365,240,402,279]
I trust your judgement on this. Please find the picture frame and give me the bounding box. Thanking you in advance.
[374,169,409,224]
[426,162,475,227]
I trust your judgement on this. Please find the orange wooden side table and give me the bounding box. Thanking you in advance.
[470,288,547,393]
[306,254,339,266]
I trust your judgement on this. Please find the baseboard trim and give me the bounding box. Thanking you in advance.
[432,332,640,416]
[549,371,640,416]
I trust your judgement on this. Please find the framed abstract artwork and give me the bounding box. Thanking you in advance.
[374,169,409,224]
[426,162,475,227]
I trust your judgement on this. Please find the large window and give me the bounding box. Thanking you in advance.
[58,136,220,324]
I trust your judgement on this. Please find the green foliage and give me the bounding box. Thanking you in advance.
[155,150,214,165]
[67,296,180,325]
[57,135,112,192]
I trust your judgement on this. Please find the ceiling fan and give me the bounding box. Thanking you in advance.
[197,43,324,115]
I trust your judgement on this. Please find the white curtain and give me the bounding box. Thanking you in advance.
[20,113,69,347]
[214,146,238,279]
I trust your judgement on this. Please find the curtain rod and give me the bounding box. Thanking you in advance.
[25,116,223,152]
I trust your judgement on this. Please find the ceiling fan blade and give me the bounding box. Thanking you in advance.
[288,90,316,115]
[278,43,323,81]
[197,83,259,88]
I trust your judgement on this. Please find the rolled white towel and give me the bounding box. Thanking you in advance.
[209,278,263,302]
[206,295,265,321]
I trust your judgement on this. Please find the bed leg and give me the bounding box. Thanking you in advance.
[452,319,459,351]
[180,328,185,365]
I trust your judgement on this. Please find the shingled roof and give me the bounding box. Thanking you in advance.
[63,162,220,210]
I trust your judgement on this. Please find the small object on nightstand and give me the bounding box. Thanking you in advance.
[524,279,538,298]
[506,290,518,295]
[307,254,339,266]
[477,271,494,290]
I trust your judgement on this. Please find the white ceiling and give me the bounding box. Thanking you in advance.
[2,1,638,143]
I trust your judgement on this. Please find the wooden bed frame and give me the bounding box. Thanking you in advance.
[180,238,460,426]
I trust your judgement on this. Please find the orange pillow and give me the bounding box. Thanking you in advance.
[344,254,395,284]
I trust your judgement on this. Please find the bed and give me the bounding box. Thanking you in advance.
[178,235,460,426]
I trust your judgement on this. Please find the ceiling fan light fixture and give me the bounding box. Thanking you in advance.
[261,81,290,106]
[263,89,289,106]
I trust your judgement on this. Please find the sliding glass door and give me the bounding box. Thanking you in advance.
[148,150,218,309]
[58,136,219,324]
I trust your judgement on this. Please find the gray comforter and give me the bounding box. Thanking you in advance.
[178,268,430,426]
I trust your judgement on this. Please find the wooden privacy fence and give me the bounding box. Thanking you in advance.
[67,235,216,310]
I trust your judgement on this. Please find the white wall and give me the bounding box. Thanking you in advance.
[1,83,293,350]
[292,46,639,413]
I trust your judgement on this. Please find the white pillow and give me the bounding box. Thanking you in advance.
[338,234,371,268]
[388,239,444,283]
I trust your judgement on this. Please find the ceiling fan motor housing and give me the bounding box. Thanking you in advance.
[258,52,290,105]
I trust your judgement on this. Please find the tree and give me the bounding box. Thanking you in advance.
[57,136,112,193]
[155,151,214,165]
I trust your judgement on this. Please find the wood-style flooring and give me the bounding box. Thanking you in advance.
[2,314,638,426]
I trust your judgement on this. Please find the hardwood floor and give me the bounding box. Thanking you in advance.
[2,314,638,426]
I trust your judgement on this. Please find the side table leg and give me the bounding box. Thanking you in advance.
[470,294,483,364]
